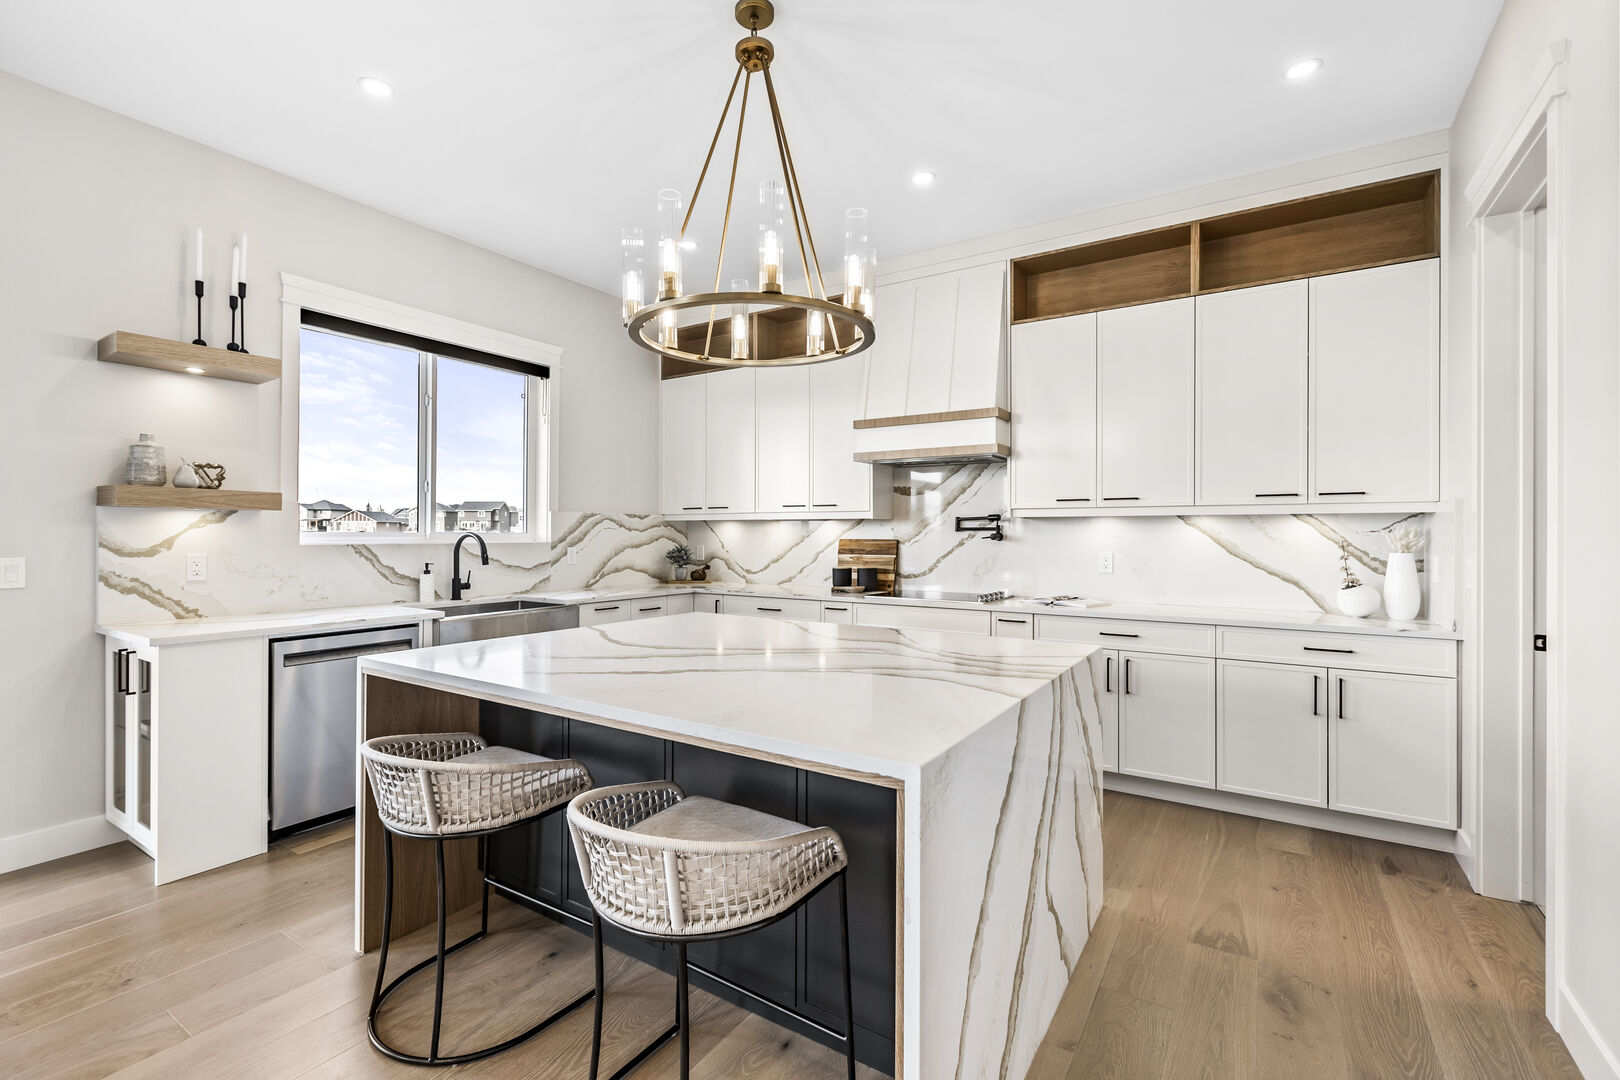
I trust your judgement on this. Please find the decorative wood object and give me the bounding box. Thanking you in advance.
[836,538,898,595]
[1010,171,1441,323]
[853,406,1011,430]
[96,486,282,510]
[98,331,280,384]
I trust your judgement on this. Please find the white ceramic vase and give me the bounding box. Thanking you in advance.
[1383,552,1421,621]
[1337,583,1380,618]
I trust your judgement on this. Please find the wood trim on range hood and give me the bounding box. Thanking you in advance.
[853,407,1011,430]
[854,443,1010,465]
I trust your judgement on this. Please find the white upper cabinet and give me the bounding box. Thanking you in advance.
[1010,313,1097,509]
[660,374,706,515]
[755,366,811,513]
[809,356,881,514]
[1310,260,1440,503]
[1097,298,1195,506]
[703,368,756,514]
[1196,281,1308,505]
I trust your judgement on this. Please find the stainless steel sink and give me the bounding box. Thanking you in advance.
[427,598,579,644]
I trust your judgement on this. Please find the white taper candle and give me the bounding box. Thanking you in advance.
[231,245,240,285]
[194,228,203,280]
[238,233,247,282]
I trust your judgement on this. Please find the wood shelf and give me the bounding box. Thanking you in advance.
[1010,171,1441,323]
[98,331,280,384]
[96,486,282,511]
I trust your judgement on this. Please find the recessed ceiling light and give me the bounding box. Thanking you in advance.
[357,76,394,98]
[911,170,937,188]
[679,238,699,251]
[1285,57,1324,81]
[184,366,206,375]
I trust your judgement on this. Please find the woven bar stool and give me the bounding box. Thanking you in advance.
[361,732,594,1066]
[567,781,855,1080]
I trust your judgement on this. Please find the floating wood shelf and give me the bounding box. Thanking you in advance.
[96,486,282,511]
[1011,170,1441,323]
[98,331,280,384]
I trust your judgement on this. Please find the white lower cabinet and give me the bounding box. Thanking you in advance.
[990,613,1035,638]
[1329,669,1457,828]
[1117,652,1215,787]
[820,602,856,624]
[719,595,823,621]
[853,603,992,636]
[1216,660,1327,807]
[578,601,633,626]
[1088,649,1120,773]
[630,594,694,619]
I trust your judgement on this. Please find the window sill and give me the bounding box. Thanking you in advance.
[299,532,552,547]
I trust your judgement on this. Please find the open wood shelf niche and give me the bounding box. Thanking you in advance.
[1011,171,1440,323]
[96,486,283,511]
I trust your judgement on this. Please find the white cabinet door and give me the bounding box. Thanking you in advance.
[719,595,823,621]
[1098,298,1195,506]
[990,613,1035,638]
[1196,281,1308,506]
[630,594,692,619]
[1010,313,1097,509]
[853,604,991,636]
[1117,651,1214,786]
[660,375,706,515]
[1088,649,1120,772]
[704,369,756,514]
[1329,669,1457,827]
[809,356,874,514]
[756,366,811,513]
[1216,660,1327,807]
[1310,260,1440,503]
[578,601,632,626]
[820,601,856,624]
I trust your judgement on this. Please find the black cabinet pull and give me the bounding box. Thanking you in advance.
[1098,631,1139,638]
[1104,655,1112,693]
[1255,492,1300,498]
[1103,496,1141,501]
[1312,674,1320,717]
[639,606,661,613]
[1318,491,1367,497]
[996,618,1028,624]
[593,605,620,612]
[813,503,838,508]
[681,506,703,511]
[757,606,783,613]
[113,648,129,695]
[1124,658,1133,695]
[781,504,806,508]
[1303,645,1355,654]
[824,606,847,612]
[707,506,729,510]
[1055,497,1091,503]
[1337,677,1346,719]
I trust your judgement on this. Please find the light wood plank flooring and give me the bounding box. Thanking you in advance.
[0,793,1579,1079]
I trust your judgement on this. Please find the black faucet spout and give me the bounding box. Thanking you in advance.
[450,532,490,601]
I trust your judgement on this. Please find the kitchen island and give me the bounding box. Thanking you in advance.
[355,611,1103,1079]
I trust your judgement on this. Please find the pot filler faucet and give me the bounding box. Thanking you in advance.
[450,532,489,600]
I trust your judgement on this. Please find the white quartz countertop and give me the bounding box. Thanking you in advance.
[358,612,1097,778]
[98,604,442,647]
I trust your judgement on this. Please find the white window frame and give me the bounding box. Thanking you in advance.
[280,274,560,545]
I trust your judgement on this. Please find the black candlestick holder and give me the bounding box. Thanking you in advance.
[238,281,247,355]
[226,292,240,351]
[192,280,207,346]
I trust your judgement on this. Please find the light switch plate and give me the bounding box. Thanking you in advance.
[1099,551,1114,574]
[566,546,578,565]
[0,557,24,589]
[186,554,207,582]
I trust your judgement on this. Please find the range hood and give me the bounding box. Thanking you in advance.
[852,264,1011,467]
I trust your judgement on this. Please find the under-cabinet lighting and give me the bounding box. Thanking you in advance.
[911,170,937,187]
[357,76,395,98]
[184,366,206,374]
[1285,58,1324,81]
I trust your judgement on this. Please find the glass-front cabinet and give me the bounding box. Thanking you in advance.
[106,640,156,851]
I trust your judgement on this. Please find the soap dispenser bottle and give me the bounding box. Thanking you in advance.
[419,563,435,603]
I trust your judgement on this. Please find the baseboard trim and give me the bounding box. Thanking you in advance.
[0,815,127,875]
[1558,984,1620,1080]
[1103,774,1458,852]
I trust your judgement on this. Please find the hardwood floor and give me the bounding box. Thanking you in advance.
[0,793,1579,1079]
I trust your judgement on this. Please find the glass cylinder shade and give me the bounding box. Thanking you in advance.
[729,278,751,361]
[620,226,645,323]
[757,180,786,294]
[805,309,825,355]
[656,188,683,301]
[658,308,679,351]
[843,207,875,316]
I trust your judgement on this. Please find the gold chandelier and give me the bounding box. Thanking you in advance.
[619,0,875,368]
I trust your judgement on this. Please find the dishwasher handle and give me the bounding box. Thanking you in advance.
[279,639,415,667]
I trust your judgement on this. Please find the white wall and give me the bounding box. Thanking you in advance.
[0,72,659,859]
[1448,1,1620,1076]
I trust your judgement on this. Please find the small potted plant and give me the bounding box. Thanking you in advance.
[665,544,696,581]
[1336,539,1380,618]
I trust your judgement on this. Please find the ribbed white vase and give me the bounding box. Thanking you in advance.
[1383,552,1421,621]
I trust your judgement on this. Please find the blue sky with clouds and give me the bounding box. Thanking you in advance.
[298,329,525,520]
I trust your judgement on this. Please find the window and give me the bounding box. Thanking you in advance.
[297,313,547,540]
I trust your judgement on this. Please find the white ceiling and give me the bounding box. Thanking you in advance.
[0,1,1501,295]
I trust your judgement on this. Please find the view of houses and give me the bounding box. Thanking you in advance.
[299,500,522,534]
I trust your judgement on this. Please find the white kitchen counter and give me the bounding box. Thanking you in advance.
[98,603,441,647]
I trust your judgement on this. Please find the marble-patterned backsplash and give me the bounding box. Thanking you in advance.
[96,510,683,624]
[682,464,1450,624]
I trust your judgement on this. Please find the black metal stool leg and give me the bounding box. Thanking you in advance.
[370,833,396,1015]
[430,838,448,1062]
[479,835,490,936]
[839,872,856,1080]
[590,910,606,1080]
[677,942,691,1080]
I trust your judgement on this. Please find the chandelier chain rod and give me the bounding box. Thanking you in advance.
[759,66,818,307]
[761,64,841,350]
[702,68,753,363]
[680,64,745,241]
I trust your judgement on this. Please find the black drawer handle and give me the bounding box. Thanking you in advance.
[813,503,839,507]
[1104,655,1112,693]
[757,606,783,613]
[1318,491,1367,497]
[592,605,620,612]
[681,506,703,511]
[1255,492,1299,498]
[1098,631,1139,638]
[707,506,729,510]
[824,606,847,612]
[1303,646,1355,654]
[997,618,1028,624]
[782,504,806,508]
[1103,496,1141,501]
[638,606,661,613]
[1055,497,1091,503]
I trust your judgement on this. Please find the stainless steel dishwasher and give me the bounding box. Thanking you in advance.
[269,623,420,835]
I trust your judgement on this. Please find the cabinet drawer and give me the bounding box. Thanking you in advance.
[719,596,823,621]
[630,598,681,619]
[578,602,632,626]
[1216,627,1456,677]
[820,602,856,624]
[854,604,991,636]
[990,613,1035,639]
[1035,616,1214,656]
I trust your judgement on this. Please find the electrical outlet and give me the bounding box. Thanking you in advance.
[566,546,578,565]
[694,544,706,562]
[1099,551,1114,575]
[186,554,207,582]
[0,556,24,589]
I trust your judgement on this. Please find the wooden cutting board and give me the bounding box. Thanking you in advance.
[836,538,899,595]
